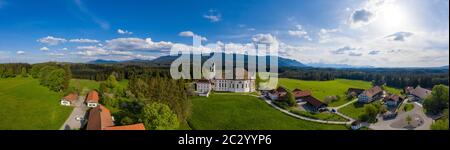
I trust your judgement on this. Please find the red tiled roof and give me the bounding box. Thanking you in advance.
[293,90,311,99]
[87,105,114,130]
[362,86,383,98]
[85,91,99,103]
[104,123,146,130]
[63,93,78,102]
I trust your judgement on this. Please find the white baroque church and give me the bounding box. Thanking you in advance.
[195,64,256,96]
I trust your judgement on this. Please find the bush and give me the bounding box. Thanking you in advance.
[140,102,179,130]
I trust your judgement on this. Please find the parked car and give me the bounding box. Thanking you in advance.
[75,116,84,121]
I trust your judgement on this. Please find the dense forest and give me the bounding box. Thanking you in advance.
[279,67,449,89]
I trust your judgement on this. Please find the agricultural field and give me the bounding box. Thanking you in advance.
[279,78,402,107]
[0,77,72,130]
[187,93,348,130]
[69,79,100,95]
[279,78,373,107]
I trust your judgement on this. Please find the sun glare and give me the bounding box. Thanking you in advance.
[377,3,410,32]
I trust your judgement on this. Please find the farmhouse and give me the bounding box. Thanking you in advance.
[384,94,404,107]
[85,90,99,108]
[405,86,432,101]
[347,88,365,97]
[303,96,327,112]
[87,104,145,130]
[268,86,288,100]
[195,67,256,96]
[292,88,311,102]
[87,105,114,130]
[358,86,383,103]
[60,93,78,106]
[103,123,146,130]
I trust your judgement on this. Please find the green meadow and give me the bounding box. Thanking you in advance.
[0,77,72,130]
[187,93,347,130]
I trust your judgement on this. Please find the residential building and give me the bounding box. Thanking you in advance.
[405,86,432,101]
[195,66,256,96]
[268,86,288,100]
[347,88,365,97]
[87,105,114,130]
[384,94,404,107]
[351,120,362,130]
[87,105,146,130]
[358,86,383,103]
[196,79,212,97]
[85,90,99,108]
[292,88,311,102]
[304,96,327,112]
[60,93,78,106]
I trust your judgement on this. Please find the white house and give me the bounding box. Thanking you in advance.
[60,93,79,106]
[85,90,99,108]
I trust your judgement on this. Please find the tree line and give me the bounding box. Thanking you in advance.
[279,67,449,89]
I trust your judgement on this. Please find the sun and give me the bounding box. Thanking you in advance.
[377,3,410,32]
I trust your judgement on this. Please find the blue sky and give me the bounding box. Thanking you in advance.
[0,0,448,67]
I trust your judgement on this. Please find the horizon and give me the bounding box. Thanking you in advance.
[0,0,449,67]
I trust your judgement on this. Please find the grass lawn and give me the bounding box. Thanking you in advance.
[69,79,100,95]
[288,108,349,122]
[402,103,415,112]
[279,78,373,107]
[338,102,367,120]
[187,93,348,130]
[0,77,72,130]
[339,101,383,120]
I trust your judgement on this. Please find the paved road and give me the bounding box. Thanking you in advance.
[60,96,89,130]
[369,102,433,130]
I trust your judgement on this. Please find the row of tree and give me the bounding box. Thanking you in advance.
[279,67,449,89]
[29,63,71,92]
[0,63,31,78]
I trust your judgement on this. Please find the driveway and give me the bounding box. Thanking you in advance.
[60,96,89,130]
[369,102,433,130]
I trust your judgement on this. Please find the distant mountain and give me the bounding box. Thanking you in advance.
[87,59,119,64]
[146,53,307,68]
[306,63,374,68]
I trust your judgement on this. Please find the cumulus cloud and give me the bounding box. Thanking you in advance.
[48,53,65,56]
[203,9,221,22]
[384,32,413,41]
[69,38,99,43]
[105,37,173,51]
[331,46,359,54]
[117,29,133,35]
[288,25,312,41]
[37,36,67,45]
[318,28,339,43]
[179,31,208,41]
[61,48,69,51]
[351,9,374,23]
[348,52,363,56]
[16,51,25,55]
[40,47,50,51]
[368,50,381,55]
[75,46,108,56]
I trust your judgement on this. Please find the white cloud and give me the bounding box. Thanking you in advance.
[16,51,25,55]
[288,25,312,41]
[37,36,67,45]
[105,37,173,51]
[117,29,133,35]
[178,31,208,41]
[69,38,99,43]
[384,31,413,41]
[40,47,50,51]
[48,53,65,56]
[203,9,221,22]
[75,46,108,56]
[318,28,340,43]
[61,48,69,51]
